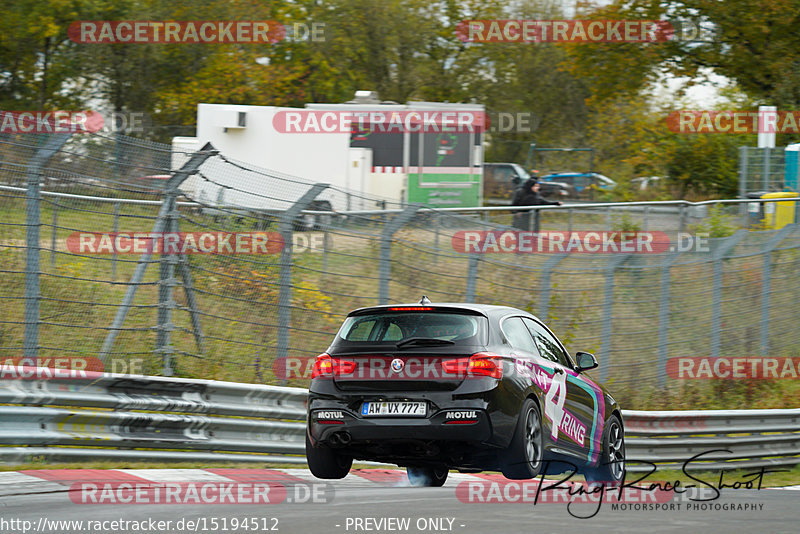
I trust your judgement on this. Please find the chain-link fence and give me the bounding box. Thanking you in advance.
[739,146,788,195]
[2,130,800,400]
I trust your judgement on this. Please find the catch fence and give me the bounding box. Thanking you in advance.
[1,130,799,393]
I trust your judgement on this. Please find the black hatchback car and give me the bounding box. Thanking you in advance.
[305,301,624,486]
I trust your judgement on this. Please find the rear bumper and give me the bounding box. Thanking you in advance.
[308,406,492,445]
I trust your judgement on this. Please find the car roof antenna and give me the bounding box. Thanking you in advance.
[419,295,431,305]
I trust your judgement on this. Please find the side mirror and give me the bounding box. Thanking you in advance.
[575,351,598,373]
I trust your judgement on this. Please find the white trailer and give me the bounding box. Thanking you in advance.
[175,99,484,212]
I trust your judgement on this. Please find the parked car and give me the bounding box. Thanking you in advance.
[483,163,532,205]
[539,172,616,200]
[632,176,662,191]
[306,300,625,486]
[538,181,574,202]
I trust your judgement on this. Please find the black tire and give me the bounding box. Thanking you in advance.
[584,415,625,485]
[407,466,448,487]
[305,433,352,479]
[502,399,544,480]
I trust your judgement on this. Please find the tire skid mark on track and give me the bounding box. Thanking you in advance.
[349,468,407,485]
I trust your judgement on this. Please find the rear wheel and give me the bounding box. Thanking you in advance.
[502,399,543,480]
[306,433,352,479]
[584,415,625,485]
[407,466,448,487]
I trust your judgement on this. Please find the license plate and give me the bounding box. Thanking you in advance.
[361,401,426,417]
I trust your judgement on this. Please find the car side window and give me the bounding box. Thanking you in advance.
[524,319,572,368]
[501,317,539,354]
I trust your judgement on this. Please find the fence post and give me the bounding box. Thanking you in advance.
[538,253,569,320]
[24,133,71,360]
[378,204,420,305]
[657,250,682,388]
[50,199,59,268]
[599,253,630,382]
[156,199,179,375]
[642,206,649,232]
[759,225,795,354]
[710,230,747,359]
[276,184,329,384]
[433,214,440,264]
[738,146,748,199]
[99,143,216,363]
[465,254,479,303]
[111,202,120,280]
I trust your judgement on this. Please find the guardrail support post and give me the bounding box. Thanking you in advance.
[24,133,71,360]
[378,204,421,305]
[710,230,747,359]
[276,184,329,384]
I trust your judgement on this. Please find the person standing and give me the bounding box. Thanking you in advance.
[511,178,562,231]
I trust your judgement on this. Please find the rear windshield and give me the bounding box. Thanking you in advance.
[333,312,488,346]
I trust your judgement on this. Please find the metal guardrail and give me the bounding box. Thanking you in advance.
[623,409,800,472]
[0,369,307,464]
[1,369,798,472]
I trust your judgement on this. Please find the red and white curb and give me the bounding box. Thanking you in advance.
[1,469,797,498]
[0,468,514,497]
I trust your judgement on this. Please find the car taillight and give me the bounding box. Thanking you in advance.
[441,357,470,376]
[441,354,502,379]
[336,359,357,375]
[312,353,333,378]
[311,353,356,379]
[467,353,503,379]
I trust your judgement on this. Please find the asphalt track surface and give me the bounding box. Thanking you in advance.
[0,468,798,534]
